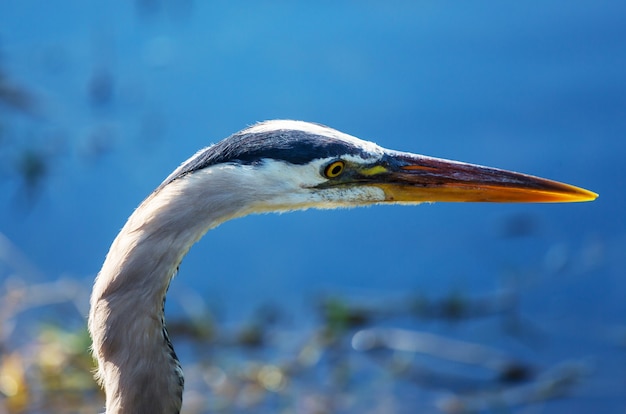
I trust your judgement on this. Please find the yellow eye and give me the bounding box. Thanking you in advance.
[324,160,345,178]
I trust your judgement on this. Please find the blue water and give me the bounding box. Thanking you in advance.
[1,1,624,412]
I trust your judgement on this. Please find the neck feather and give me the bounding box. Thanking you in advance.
[88,167,255,413]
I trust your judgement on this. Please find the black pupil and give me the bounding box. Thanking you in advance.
[331,164,342,175]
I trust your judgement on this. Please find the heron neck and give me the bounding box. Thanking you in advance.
[88,169,251,414]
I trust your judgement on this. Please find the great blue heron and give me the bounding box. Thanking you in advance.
[88,120,596,413]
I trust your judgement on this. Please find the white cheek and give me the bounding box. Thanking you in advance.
[206,161,388,213]
[265,161,387,206]
[316,186,386,205]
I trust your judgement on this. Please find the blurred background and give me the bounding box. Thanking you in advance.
[0,1,624,413]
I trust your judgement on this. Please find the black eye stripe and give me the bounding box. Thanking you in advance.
[160,128,372,189]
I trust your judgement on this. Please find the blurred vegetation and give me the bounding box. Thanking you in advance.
[0,228,593,413]
[0,64,60,207]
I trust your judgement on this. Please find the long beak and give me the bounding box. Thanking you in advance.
[367,152,597,203]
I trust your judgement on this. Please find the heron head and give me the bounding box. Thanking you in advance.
[163,120,597,214]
